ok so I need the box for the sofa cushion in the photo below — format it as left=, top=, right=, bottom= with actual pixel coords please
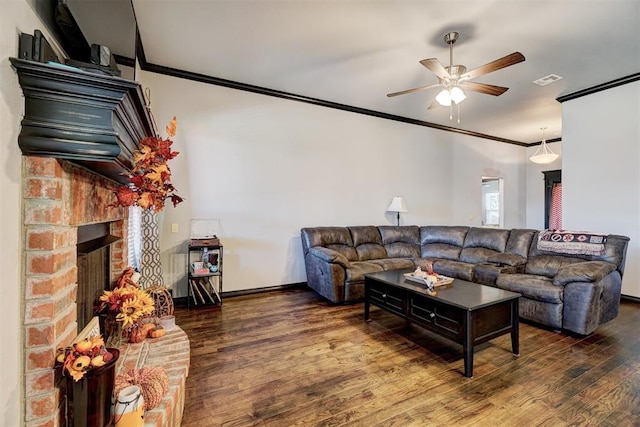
left=421, top=226, right=469, bottom=246
left=348, top=226, right=388, bottom=261
left=496, top=274, right=562, bottom=303
left=463, top=227, right=509, bottom=251
left=349, top=225, right=383, bottom=246
left=301, top=227, right=358, bottom=261
left=487, top=253, right=527, bottom=267
left=552, top=261, right=617, bottom=286
left=420, top=226, right=468, bottom=260
left=378, top=226, right=421, bottom=258
left=345, top=261, right=384, bottom=283
left=432, top=260, right=474, bottom=281
left=460, top=247, right=501, bottom=264
left=421, top=243, right=462, bottom=261
left=525, top=255, right=583, bottom=278
left=325, top=244, right=358, bottom=262
left=369, top=258, right=415, bottom=270
left=349, top=226, right=387, bottom=261
left=506, top=229, right=537, bottom=258
left=473, top=263, right=521, bottom=287
left=301, top=226, right=352, bottom=250
left=308, top=247, right=351, bottom=268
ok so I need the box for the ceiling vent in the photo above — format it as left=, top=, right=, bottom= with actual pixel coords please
left=533, top=74, right=564, bottom=86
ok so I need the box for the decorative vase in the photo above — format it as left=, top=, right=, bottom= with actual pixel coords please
left=102, top=314, right=124, bottom=348
left=112, top=385, right=145, bottom=427
left=67, top=348, right=120, bottom=427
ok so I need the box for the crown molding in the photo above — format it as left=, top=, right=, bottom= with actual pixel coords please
left=557, top=72, right=640, bottom=103
left=138, top=60, right=529, bottom=147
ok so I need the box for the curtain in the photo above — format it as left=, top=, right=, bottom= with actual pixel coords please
left=127, top=206, right=142, bottom=272
left=549, top=183, right=562, bottom=230
left=138, top=209, right=164, bottom=288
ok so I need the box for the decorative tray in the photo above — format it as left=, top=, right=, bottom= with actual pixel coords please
left=403, top=273, right=454, bottom=287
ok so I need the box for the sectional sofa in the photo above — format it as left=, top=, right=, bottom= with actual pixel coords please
left=300, top=225, right=629, bottom=335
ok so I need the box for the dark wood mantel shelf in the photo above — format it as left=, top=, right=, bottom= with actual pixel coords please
left=9, top=57, right=155, bottom=183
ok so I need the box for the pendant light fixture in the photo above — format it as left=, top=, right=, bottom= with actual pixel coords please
left=529, top=127, right=559, bottom=164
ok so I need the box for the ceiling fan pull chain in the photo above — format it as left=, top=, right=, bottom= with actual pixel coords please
left=457, top=102, right=461, bottom=124
left=449, top=104, right=453, bottom=121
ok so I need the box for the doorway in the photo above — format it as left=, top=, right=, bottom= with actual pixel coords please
left=543, top=170, right=562, bottom=229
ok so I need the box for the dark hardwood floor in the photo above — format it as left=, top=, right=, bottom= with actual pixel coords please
left=174, top=287, right=640, bottom=426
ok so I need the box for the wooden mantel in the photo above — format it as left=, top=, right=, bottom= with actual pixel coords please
left=9, top=57, right=155, bottom=183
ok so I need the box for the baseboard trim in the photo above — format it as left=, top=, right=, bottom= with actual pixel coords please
left=173, top=282, right=308, bottom=307
left=621, top=294, right=640, bottom=304
left=222, top=282, right=307, bottom=298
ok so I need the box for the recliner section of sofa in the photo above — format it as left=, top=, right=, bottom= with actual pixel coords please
left=300, top=225, right=630, bottom=335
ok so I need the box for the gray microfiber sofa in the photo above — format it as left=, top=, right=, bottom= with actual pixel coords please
left=300, top=225, right=630, bottom=335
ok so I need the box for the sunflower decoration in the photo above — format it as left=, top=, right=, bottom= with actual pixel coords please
left=96, top=268, right=156, bottom=342
left=112, top=117, right=184, bottom=212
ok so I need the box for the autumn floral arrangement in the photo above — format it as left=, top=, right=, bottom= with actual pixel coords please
left=96, top=267, right=157, bottom=344
left=112, top=117, right=184, bottom=212
left=55, top=335, right=116, bottom=382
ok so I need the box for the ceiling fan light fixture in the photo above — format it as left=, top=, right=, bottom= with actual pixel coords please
left=529, top=127, right=560, bottom=164
left=450, top=86, right=466, bottom=104
left=436, top=86, right=466, bottom=106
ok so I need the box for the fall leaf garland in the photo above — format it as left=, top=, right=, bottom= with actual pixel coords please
left=113, top=117, right=184, bottom=212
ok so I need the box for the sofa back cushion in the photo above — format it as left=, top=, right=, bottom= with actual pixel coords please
left=378, top=226, right=421, bottom=258
left=459, top=227, right=509, bottom=264
left=506, top=229, right=537, bottom=258
left=348, top=226, right=387, bottom=261
left=420, top=226, right=469, bottom=260
left=300, top=227, right=358, bottom=261
left=525, top=255, right=584, bottom=278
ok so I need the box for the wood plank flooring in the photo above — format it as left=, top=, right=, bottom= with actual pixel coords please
left=174, top=287, right=640, bottom=426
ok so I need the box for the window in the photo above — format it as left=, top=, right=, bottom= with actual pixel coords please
left=482, top=177, right=504, bottom=228
left=127, top=206, right=142, bottom=271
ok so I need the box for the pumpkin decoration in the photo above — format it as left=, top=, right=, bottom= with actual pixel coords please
left=148, top=325, right=166, bottom=339
left=128, top=323, right=155, bottom=343
left=114, top=366, right=169, bottom=410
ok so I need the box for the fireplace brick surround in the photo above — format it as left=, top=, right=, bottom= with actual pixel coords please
left=23, top=156, right=190, bottom=427
left=13, top=58, right=188, bottom=426
left=23, top=156, right=128, bottom=425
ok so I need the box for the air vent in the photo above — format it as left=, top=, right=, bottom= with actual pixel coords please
left=533, top=74, right=564, bottom=86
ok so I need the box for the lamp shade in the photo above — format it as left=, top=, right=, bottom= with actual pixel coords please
left=387, top=196, right=407, bottom=213
left=529, top=152, right=560, bottom=164
left=529, top=127, right=560, bottom=164
left=436, top=86, right=466, bottom=106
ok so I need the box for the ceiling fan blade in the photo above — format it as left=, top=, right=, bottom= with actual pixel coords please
left=387, top=83, right=440, bottom=98
left=427, top=99, right=441, bottom=110
left=461, top=52, right=525, bottom=81
left=459, top=81, right=509, bottom=96
left=419, top=58, right=451, bottom=80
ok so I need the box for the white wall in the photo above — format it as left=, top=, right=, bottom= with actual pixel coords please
left=1, top=1, right=62, bottom=424
left=525, top=141, right=562, bottom=230
left=139, top=71, right=528, bottom=296
left=561, top=81, right=640, bottom=298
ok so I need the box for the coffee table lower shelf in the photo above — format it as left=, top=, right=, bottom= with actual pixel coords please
left=364, top=269, right=520, bottom=378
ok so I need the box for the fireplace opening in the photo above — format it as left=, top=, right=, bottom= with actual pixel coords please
left=76, top=223, right=121, bottom=331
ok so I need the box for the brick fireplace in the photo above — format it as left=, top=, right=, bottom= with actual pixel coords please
left=23, top=156, right=129, bottom=425
left=10, top=57, right=156, bottom=426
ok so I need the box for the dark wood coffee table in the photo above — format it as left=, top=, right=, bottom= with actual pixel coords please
left=364, top=268, right=520, bottom=378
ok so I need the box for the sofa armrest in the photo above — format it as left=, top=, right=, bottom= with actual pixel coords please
left=486, top=253, right=527, bottom=267
left=553, top=261, right=617, bottom=286
left=308, top=247, right=351, bottom=268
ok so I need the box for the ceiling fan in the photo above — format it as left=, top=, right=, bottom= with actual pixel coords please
left=387, top=32, right=525, bottom=118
